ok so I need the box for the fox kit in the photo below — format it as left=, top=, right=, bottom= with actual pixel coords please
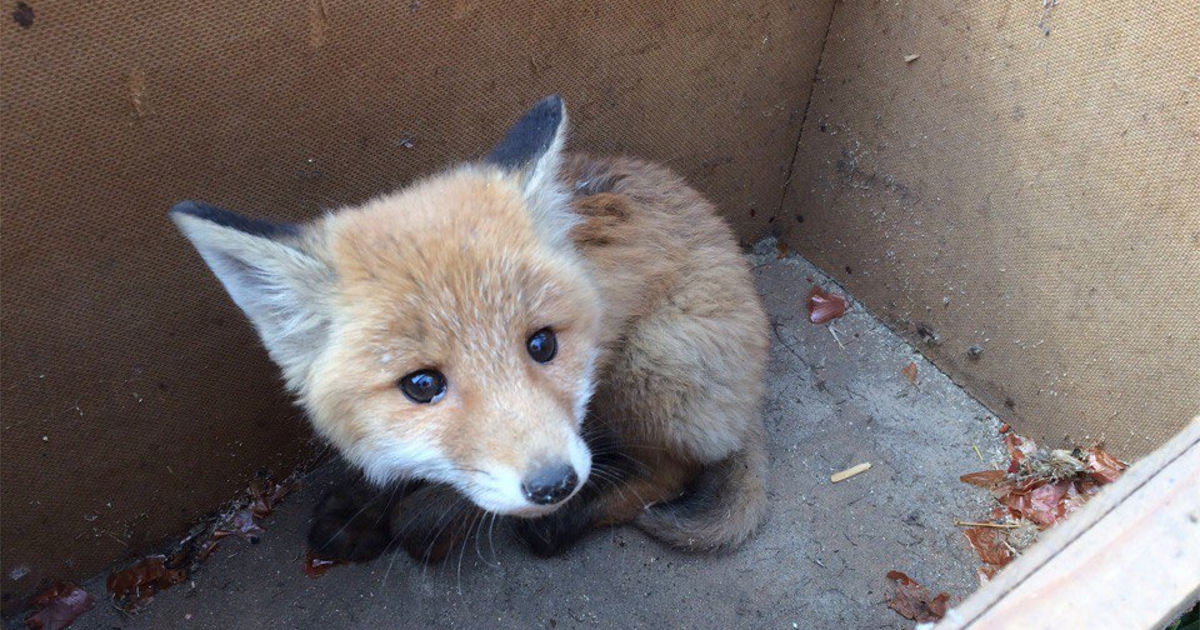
left=171, top=96, right=770, bottom=562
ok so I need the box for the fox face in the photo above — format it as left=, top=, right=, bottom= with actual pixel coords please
left=172, top=97, right=600, bottom=516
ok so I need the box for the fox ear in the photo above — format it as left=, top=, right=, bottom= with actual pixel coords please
left=485, top=95, right=575, bottom=243
left=169, top=201, right=332, bottom=386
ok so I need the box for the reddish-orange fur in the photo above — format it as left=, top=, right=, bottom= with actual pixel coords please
left=172, top=99, right=770, bottom=560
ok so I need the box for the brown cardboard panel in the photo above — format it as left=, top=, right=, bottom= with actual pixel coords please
left=0, top=0, right=835, bottom=602
left=782, top=0, right=1199, bottom=459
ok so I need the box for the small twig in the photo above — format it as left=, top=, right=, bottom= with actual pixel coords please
left=828, top=326, right=846, bottom=349
left=954, top=520, right=1019, bottom=530
left=103, top=531, right=130, bottom=547
left=973, top=444, right=984, bottom=461
left=831, top=462, right=871, bottom=483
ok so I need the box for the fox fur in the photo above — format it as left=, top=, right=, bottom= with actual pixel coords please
left=171, top=96, right=770, bottom=561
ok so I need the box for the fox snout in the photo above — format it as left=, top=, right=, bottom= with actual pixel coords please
left=522, top=464, right=579, bottom=506
left=463, top=422, right=593, bottom=517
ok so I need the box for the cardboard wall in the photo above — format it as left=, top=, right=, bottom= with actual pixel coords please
left=0, top=0, right=835, bottom=602
left=781, top=0, right=1199, bottom=458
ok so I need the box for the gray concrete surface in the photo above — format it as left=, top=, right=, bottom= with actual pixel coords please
left=66, top=248, right=1008, bottom=629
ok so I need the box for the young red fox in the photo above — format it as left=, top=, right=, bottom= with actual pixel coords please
left=171, top=96, right=770, bottom=562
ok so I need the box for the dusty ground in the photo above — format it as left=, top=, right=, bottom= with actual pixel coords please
left=62, top=248, right=1008, bottom=629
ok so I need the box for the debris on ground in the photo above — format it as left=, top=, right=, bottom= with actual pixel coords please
left=105, top=472, right=299, bottom=611
left=956, top=430, right=1128, bottom=580
left=902, top=362, right=919, bottom=386
left=830, top=462, right=871, bottom=483
left=24, top=582, right=94, bottom=630
left=886, top=428, right=1129, bottom=623
left=885, top=570, right=950, bottom=623
left=807, top=286, right=848, bottom=324
left=904, top=54, right=921, bottom=63
left=304, top=549, right=349, bottom=579
left=106, top=556, right=187, bottom=610
left=916, top=324, right=942, bottom=347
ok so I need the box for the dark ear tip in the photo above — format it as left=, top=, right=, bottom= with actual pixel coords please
left=535, top=94, right=566, bottom=122
left=169, top=200, right=211, bottom=218
left=168, top=200, right=300, bottom=239
left=485, top=95, right=568, bottom=169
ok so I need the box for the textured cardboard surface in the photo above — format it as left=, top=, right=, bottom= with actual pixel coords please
left=782, top=0, right=1200, bottom=460
left=0, top=0, right=834, bottom=603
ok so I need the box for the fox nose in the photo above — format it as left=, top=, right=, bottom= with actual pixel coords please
left=521, top=465, right=579, bottom=506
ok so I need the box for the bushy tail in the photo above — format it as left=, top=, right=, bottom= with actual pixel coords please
left=634, top=426, right=768, bottom=552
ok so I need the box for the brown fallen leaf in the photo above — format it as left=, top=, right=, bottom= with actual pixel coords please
left=960, top=470, right=1007, bottom=488
left=1005, top=479, right=1072, bottom=527
left=886, top=571, right=951, bottom=623
left=902, top=362, right=918, bottom=386
left=248, top=479, right=292, bottom=519
left=775, top=240, right=792, bottom=259
left=963, top=527, right=1014, bottom=567
left=807, top=286, right=848, bottom=324
left=305, top=549, right=348, bottom=579
left=1003, top=433, right=1035, bottom=472
left=1085, top=447, right=1126, bottom=485
left=25, top=582, right=93, bottom=630
left=106, top=555, right=187, bottom=609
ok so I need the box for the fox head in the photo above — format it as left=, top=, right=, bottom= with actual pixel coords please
left=171, top=96, right=600, bottom=516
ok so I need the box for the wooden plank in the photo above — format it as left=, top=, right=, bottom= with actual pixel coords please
left=931, top=417, right=1200, bottom=630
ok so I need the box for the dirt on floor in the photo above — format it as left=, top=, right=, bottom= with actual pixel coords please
left=42, top=246, right=1009, bottom=630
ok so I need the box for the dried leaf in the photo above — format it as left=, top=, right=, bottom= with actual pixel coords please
left=248, top=480, right=291, bottom=519
left=961, top=470, right=998, bottom=487
left=214, top=509, right=265, bottom=542
left=902, top=362, right=918, bottom=386
left=775, top=240, right=792, bottom=259
left=106, top=556, right=187, bottom=608
left=807, top=286, right=848, bottom=324
left=928, top=592, right=951, bottom=619
left=1085, top=447, right=1126, bottom=485
left=1003, top=433, right=1037, bottom=472
left=1005, top=479, right=1073, bottom=527
left=990, top=479, right=1020, bottom=504
left=305, top=549, right=347, bottom=579
left=25, top=582, right=93, bottom=630
left=960, top=470, right=1007, bottom=488
left=963, top=527, right=1014, bottom=566
left=885, top=571, right=951, bottom=623
left=978, top=565, right=1000, bottom=582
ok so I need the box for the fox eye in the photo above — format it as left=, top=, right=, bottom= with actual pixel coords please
left=398, top=369, right=447, bottom=404
left=526, top=328, right=558, bottom=363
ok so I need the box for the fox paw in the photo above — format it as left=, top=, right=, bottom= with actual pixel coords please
left=389, top=484, right=479, bottom=564
left=512, top=507, right=594, bottom=558
left=308, top=483, right=394, bottom=562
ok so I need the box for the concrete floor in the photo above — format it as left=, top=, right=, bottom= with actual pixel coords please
left=70, top=247, right=1008, bottom=630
